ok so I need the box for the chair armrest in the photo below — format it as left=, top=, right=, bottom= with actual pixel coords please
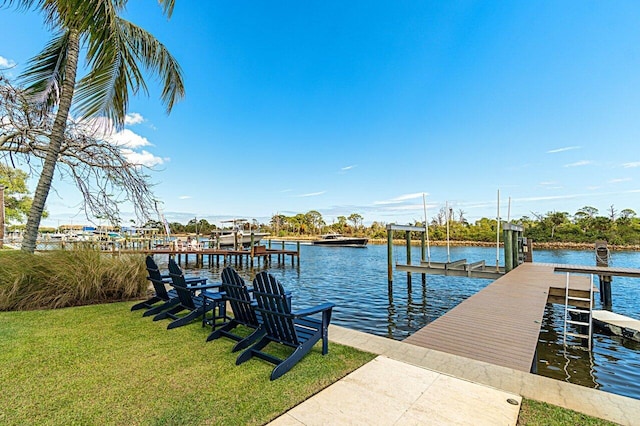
left=160, top=274, right=171, bottom=279
left=201, top=290, right=225, bottom=300
left=188, top=282, right=222, bottom=291
left=293, top=302, right=335, bottom=317
left=185, top=276, right=206, bottom=283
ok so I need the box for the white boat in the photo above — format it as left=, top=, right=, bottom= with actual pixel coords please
left=215, top=231, right=270, bottom=247
left=211, top=219, right=269, bottom=248
left=312, top=233, right=368, bottom=248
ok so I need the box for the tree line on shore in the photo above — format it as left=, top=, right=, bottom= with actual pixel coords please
left=3, top=166, right=637, bottom=246
left=153, top=206, right=639, bottom=246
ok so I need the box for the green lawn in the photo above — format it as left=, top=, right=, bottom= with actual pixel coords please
left=0, top=302, right=374, bottom=425
left=518, top=399, right=618, bottom=426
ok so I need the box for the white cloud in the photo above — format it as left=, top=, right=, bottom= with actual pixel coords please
left=608, top=178, right=632, bottom=184
left=120, top=149, right=165, bottom=167
left=374, top=192, right=427, bottom=206
left=515, top=194, right=579, bottom=202
left=373, top=200, right=402, bottom=205
left=297, top=191, right=326, bottom=197
left=393, top=193, right=425, bottom=201
left=179, top=195, right=192, bottom=200
left=0, top=55, right=16, bottom=68
left=73, top=116, right=165, bottom=167
left=341, top=165, right=357, bottom=171
left=547, top=146, right=581, bottom=154
left=564, top=160, right=592, bottom=167
left=383, top=204, right=425, bottom=212
left=623, top=162, right=640, bottom=168
left=538, top=181, right=557, bottom=186
left=124, top=112, right=145, bottom=126
left=108, top=128, right=152, bottom=148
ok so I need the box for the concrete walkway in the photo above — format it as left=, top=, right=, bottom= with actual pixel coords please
left=270, top=325, right=640, bottom=425
left=270, top=355, right=521, bottom=425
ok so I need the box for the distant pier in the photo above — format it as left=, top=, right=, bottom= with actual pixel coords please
left=127, top=245, right=300, bottom=268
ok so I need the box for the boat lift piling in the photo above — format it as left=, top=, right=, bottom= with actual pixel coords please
left=387, top=222, right=528, bottom=284
left=502, top=223, right=525, bottom=273
left=596, top=240, right=612, bottom=308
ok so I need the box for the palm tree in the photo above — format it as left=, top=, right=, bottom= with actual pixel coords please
left=4, top=0, right=185, bottom=253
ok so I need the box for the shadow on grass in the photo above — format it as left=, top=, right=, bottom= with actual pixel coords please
left=0, top=302, right=375, bottom=425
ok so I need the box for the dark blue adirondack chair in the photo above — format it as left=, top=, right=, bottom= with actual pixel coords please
left=131, top=255, right=178, bottom=315
left=153, top=258, right=224, bottom=329
left=206, top=267, right=265, bottom=351
left=236, top=271, right=335, bottom=380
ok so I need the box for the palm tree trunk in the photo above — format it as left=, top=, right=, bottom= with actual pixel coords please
left=21, top=29, right=79, bottom=253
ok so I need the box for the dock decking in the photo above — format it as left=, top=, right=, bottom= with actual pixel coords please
left=403, top=262, right=593, bottom=373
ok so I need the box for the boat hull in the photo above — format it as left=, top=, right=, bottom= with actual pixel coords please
left=216, top=233, right=269, bottom=248
left=312, top=237, right=368, bottom=248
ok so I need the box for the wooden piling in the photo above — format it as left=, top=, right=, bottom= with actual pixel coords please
left=250, top=233, right=255, bottom=267
left=387, top=225, right=393, bottom=284
left=420, top=230, right=426, bottom=281
left=596, top=240, right=612, bottom=307
left=503, top=229, right=512, bottom=272
left=502, top=223, right=524, bottom=272
left=405, top=230, right=412, bottom=279
left=511, top=229, right=519, bottom=268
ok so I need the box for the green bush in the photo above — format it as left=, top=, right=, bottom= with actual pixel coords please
left=0, top=248, right=147, bottom=311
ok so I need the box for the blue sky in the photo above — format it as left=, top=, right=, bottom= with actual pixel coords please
left=1, top=1, right=640, bottom=227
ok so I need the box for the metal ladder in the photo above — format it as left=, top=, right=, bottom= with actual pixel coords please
left=563, top=273, right=594, bottom=350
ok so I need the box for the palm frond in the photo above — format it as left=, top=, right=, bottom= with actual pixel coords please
left=117, top=19, right=185, bottom=113
left=18, top=30, right=70, bottom=109
left=74, top=16, right=184, bottom=128
left=158, top=0, right=175, bottom=18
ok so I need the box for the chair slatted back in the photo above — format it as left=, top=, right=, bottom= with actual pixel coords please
left=221, top=267, right=258, bottom=327
left=252, top=272, right=299, bottom=347
left=168, top=259, right=197, bottom=310
left=145, top=256, right=169, bottom=299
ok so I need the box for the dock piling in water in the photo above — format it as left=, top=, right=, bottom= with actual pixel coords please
left=596, top=240, right=612, bottom=308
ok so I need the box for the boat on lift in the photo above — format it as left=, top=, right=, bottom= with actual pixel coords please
left=212, top=219, right=269, bottom=248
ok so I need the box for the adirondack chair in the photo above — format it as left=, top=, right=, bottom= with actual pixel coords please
left=132, top=256, right=210, bottom=317
left=153, top=258, right=225, bottom=329
left=236, top=272, right=335, bottom=380
left=131, top=256, right=179, bottom=316
left=205, top=267, right=265, bottom=351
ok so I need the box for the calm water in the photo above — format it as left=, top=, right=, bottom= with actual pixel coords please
left=166, top=243, right=640, bottom=400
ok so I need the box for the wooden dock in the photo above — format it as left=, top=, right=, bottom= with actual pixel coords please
left=403, top=262, right=593, bottom=373
left=120, top=246, right=300, bottom=268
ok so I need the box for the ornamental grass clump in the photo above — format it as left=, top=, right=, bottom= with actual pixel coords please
left=0, top=248, right=147, bottom=311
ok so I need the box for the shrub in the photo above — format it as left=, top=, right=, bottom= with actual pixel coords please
left=0, top=248, right=147, bottom=311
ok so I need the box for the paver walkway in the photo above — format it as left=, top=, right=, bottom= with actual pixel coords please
left=269, top=356, right=521, bottom=425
